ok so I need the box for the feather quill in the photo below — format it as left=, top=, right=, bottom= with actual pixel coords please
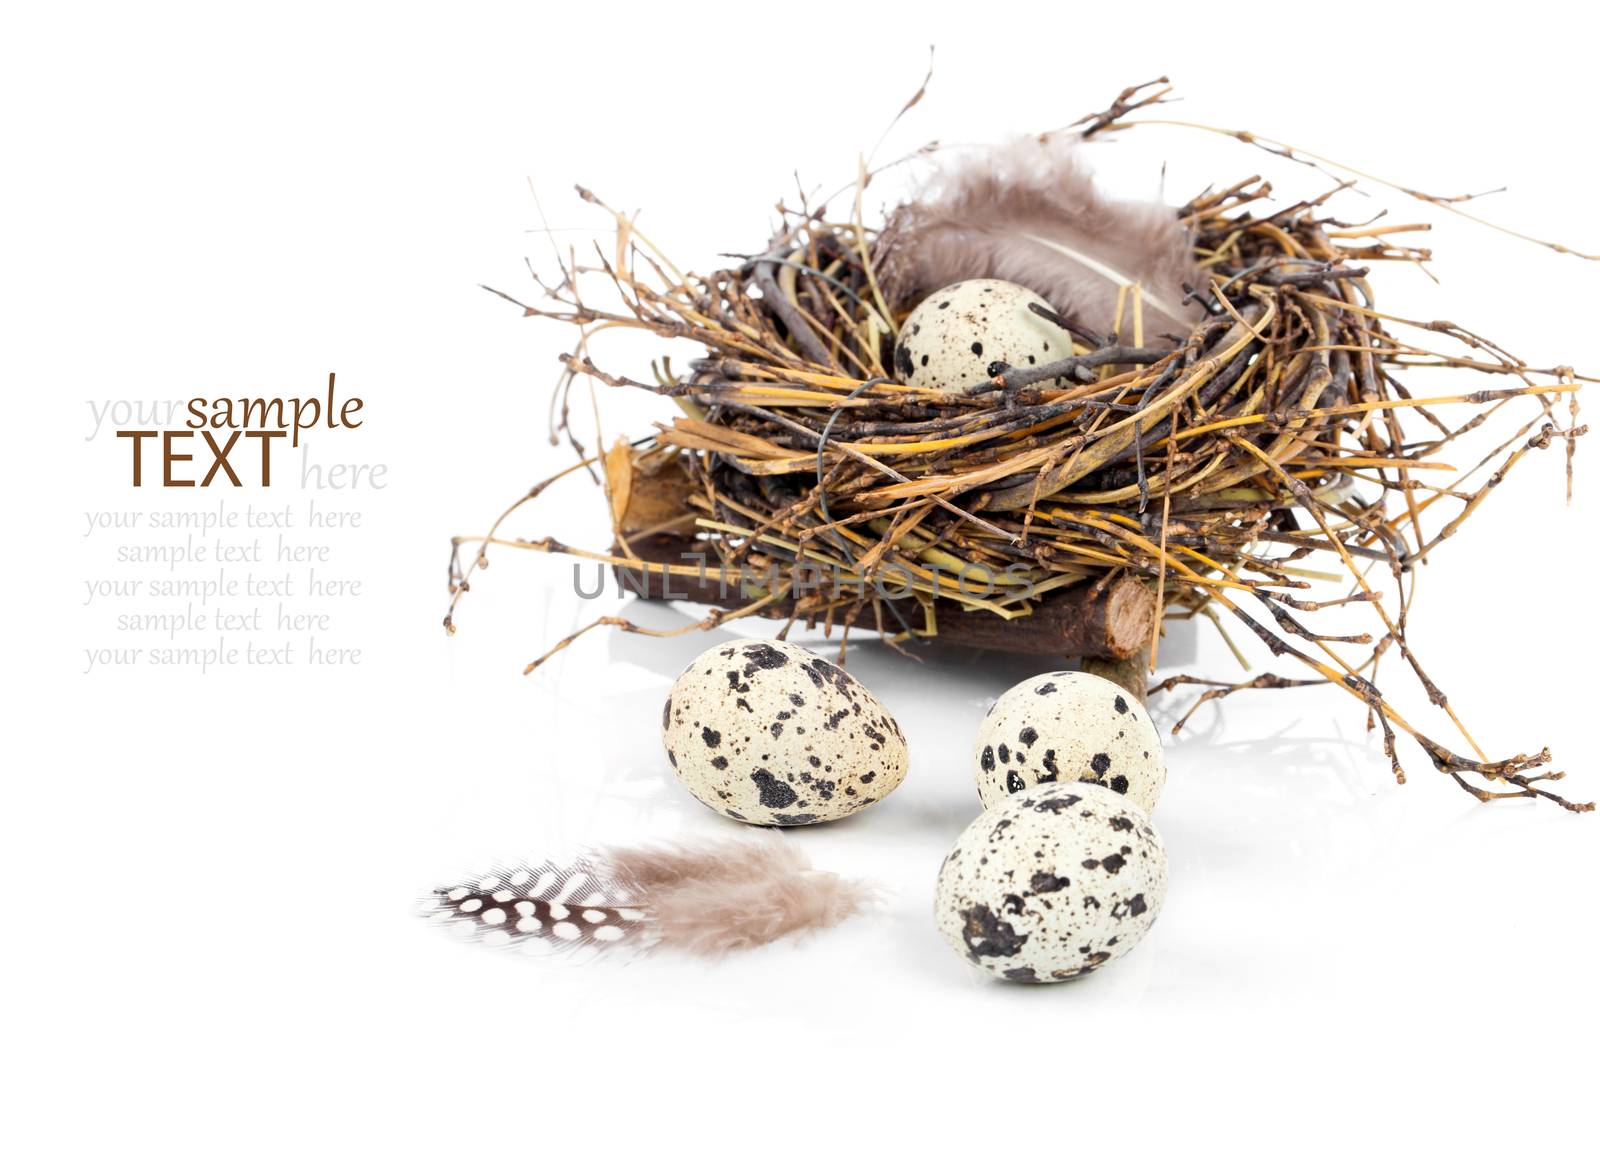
left=424, top=835, right=871, bottom=959
left=884, top=136, right=1203, bottom=341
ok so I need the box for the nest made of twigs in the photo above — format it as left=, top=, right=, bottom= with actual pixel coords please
left=451, top=79, right=1590, bottom=811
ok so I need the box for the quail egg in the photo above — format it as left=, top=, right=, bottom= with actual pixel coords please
left=974, top=670, right=1165, bottom=813
left=935, top=781, right=1167, bottom=982
left=892, top=278, right=1070, bottom=392
left=662, top=638, right=908, bottom=825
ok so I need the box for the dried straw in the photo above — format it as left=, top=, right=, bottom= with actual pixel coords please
left=450, top=79, right=1590, bottom=811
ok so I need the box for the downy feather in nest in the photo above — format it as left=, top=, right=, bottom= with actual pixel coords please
left=884, top=135, right=1203, bottom=343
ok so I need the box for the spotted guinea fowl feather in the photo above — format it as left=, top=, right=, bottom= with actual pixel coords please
left=424, top=860, right=649, bottom=949
left=424, top=836, right=871, bottom=959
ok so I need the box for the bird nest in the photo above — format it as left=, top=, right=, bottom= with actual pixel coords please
left=449, top=79, right=1590, bottom=811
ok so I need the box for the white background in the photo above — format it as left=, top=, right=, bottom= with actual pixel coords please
left=5, top=3, right=1597, bottom=1148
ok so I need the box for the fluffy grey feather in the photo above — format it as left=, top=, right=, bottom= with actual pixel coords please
left=884, top=136, right=1203, bottom=342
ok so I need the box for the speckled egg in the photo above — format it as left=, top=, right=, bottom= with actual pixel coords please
left=892, top=278, right=1070, bottom=392
left=935, top=781, right=1167, bottom=982
left=661, top=638, right=908, bottom=825
left=974, top=670, right=1165, bottom=813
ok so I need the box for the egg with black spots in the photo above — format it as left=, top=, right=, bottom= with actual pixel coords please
left=662, top=638, right=908, bottom=825
left=892, top=279, right=1068, bottom=393
left=935, top=781, right=1167, bottom=982
left=974, top=670, right=1165, bottom=812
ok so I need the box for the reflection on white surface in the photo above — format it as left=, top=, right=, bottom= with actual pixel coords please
left=424, top=584, right=1598, bottom=1025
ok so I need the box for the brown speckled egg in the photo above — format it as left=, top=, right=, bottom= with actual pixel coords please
left=892, top=278, right=1068, bottom=392
left=661, top=638, right=908, bottom=825
left=935, top=781, right=1167, bottom=983
left=973, top=670, right=1165, bottom=813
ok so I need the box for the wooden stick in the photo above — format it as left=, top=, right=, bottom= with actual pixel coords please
left=617, top=534, right=1155, bottom=660
left=1082, top=647, right=1151, bottom=705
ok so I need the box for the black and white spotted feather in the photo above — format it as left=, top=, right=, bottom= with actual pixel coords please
left=424, top=859, right=649, bottom=950
left=423, top=837, right=871, bottom=958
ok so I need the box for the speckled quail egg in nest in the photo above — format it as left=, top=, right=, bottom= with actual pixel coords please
left=935, top=781, right=1168, bottom=983
left=974, top=670, right=1165, bottom=813
left=891, top=278, right=1071, bottom=392
left=662, top=638, right=908, bottom=825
